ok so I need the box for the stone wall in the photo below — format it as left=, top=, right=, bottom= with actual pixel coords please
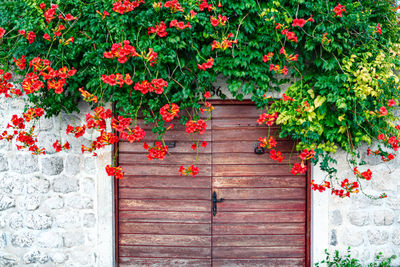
left=0, top=96, right=113, bottom=267
left=313, top=148, right=400, bottom=265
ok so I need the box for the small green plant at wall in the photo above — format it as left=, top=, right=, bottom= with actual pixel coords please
left=0, top=0, right=399, bottom=199
left=315, top=247, right=397, bottom=267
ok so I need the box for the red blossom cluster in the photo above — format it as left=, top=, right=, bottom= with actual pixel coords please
left=96, top=10, right=110, bottom=20
left=211, top=33, right=237, bottom=50
left=42, top=3, right=58, bottom=23
left=1, top=108, right=46, bottom=155
left=23, top=107, right=44, bottom=122
left=262, top=52, right=274, bottom=62
left=258, top=136, right=277, bottom=149
left=257, top=112, right=278, bottom=126
left=191, top=141, right=207, bottom=150
left=106, top=165, right=124, bottom=179
left=112, top=0, right=144, bottom=14
left=159, top=103, right=180, bottom=122
left=0, top=27, right=5, bottom=38
left=179, top=165, right=199, bottom=177
left=291, top=15, right=314, bottom=27
left=280, top=47, right=299, bottom=62
left=299, top=149, right=316, bottom=160
left=311, top=180, right=331, bottom=192
left=185, top=120, right=207, bottom=134
left=270, top=149, right=284, bottom=162
left=0, top=70, right=18, bottom=98
left=333, top=4, right=346, bottom=17
left=198, top=0, right=213, bottom=11
left=144, top=141, right=168, bottom=160
left=169, top=20, right=191, bottom=30
left=210, top=15, right=227, bottom=27
left=112, top=116, right=146, bottom=143
left=376, top=23, right=382, bottom=35
left=281, top=29, right=298, bottom=43
left=291, top=149, right=315, bottom=175
left=148, top=21, right=168, bottom=37
left=79, top=88, right=98, bottom=103
left=282, top=93, right=293, bottom=101
left=52, top=140, right=70, bottom=152
left=134, top=78, right=168, bottom=94
left=354, top=167, right=372, bottom=181
left=197, top=58, right=214, bottom=71
left=140, top=48, right=158, bottom=66
left=291, top=162, right=307, bottom=175
left=164, top=0, right=184, bottom=12
left=18, top=30, right=36, bottom=44
left=332, top=179, right=359, bottom=198
left=101, top=73, right=133, bottom=87
left=13, top=55, right=26, bottom=70
left=22, top=57, right=76, bottom=94
left=200, top=100, right=214, bottom=114
left=269, top=64, right=289, bottom=75
left=103, top=40, right=138, bottom=64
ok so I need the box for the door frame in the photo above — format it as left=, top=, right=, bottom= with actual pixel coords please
left=113, top=100, right=312, bottom=266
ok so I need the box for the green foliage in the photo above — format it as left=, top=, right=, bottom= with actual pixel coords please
left=0, top=0, right=399, bottom=196
left=315, top=247, right=397, bottom=267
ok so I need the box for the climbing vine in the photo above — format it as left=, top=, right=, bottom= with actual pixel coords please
left=0, top=0, right=399, bottom=199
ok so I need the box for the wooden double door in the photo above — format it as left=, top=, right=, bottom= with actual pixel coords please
left=116, top=102, right=310, bottom=266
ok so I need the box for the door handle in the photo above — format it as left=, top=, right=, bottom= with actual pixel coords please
left=212, top=191, right=224, bottom=216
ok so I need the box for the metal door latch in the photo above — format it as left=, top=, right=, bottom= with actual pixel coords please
left=253, top=142, right=265, bottom=154
left=212, top=191, right=224, bottom=216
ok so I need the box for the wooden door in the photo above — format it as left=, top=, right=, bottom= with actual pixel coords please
left=116, top=102, right=309, bottom=266
left=117, top=119, right=213, bottom=266
left=211, top=104, right=307, bottom=266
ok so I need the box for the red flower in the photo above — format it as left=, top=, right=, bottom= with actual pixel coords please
left=270, top=149, right=284, bottom=163
left=105, top=165, right=124, bottom=179
left=257, top=112, right=278, bottom=126
left=164, top=0, right=184, bottom=12
left=201, top=141, right=207, bottom=148
left=204, top=91, right=211, bottom=99
left=198, top=58, right=214, bottom=71
left=210, top=14, right=227, bottom=27
left=258, top=136, right=277, bottom=149
left=113, top=0, right=144, bottom=14
left=159, top=103, right=180, bottom=122
left=199, top=0, right=213, bottom=11
left=191, top=143, right=197, bottom=150
left=299, top=149, right=316, bottom=160
left=282, top=93, right=293, bottom=101
left=379, top=106, right=388, bottom=116
left=103, top=40, right=138, bottom=64
left=43, top=33, right=51, bottom=41
left=169, top=20, right=191, bottom=30
left=361, top=169, right=372, bottom=180
left=148, top=21, right=167, bottom=37
left=13, top=56, right=26, bottom=70
left=333, top=4, right=346, bottom=17
left=291, top=162, right=307, bottom=175
left=211, top=33, right=237, bottom=50
left=119, top=125, right=146, bottom=143
left=376, top=23, right=382, bottom=35
left=144, top=141, right=168, bottom=161
left=292, top=19, right=306, bottom=27
left=281, top=29, right=298, bottom=42
left=185, top=120, right=207, bottom=134
left=179, top=165, right=199, bottom=177
left=262, top=52, right=274, bottom=62
left=388, top=99, right=396, bottom=107
left=0, top=27, right=5, bottom=38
